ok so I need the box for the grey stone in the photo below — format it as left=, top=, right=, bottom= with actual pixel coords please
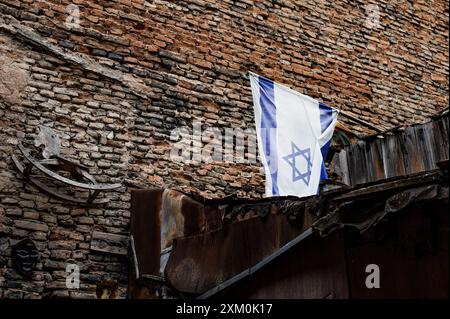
left=92, top=49, right=107, bottom=57
left=90, top=231, right=129, bottom=256
left=53, top=87, right=79, bottom=97
left=22, top=211, right=39, bottom=220
left=14, top=220, right=49, bottom=232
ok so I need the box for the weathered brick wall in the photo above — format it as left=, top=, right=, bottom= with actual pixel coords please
left=0, top=0, right=448, bottom=299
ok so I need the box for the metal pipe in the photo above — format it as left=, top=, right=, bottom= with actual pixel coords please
left=130, top=235, right=140, bottom=280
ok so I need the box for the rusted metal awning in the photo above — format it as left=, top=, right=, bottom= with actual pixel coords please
left=129, top=166, right=448, bottom=297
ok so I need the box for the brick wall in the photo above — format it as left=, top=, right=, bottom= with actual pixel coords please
left=0, top=0, right=448, bottom=298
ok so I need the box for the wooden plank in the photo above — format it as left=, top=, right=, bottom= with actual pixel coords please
left=338, top=150, right=350, bottom=185
left=394, top=132, right=407, bottom=176
left=423, top=122, right=438, bottom=170
left=381, top=134, right=406, bottom=178
left=415, top=125, right=436, bottom=171
left=332, top=115, right=448, bottom=186
left=431, top=117, right=449, bottom=164
left=347, top=141, right=369, bottom=186
left=367, top=139, right=386, bottom=182
left=403, top=126, right=425, bottom=174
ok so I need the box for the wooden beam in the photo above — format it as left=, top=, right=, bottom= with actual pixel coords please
left=339, top=110, right=384, bottom=133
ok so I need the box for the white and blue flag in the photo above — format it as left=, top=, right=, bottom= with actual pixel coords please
left=249, top=72, right=339, bottom=198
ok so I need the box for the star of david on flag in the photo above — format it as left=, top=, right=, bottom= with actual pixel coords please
left=283, top=143, right=312, bottom=186
left=249, top=72, right=339, bottom=198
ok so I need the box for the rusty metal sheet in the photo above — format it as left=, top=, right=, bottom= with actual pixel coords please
left=162, top=167, right=447, bottom=294
left=347, top=204, right=449, bottom=298
left=161, top=190, right=191, bottom=250
left=131, top=188, right=213, bottom=277
left=165, top=213, right=312, bottom=294
left=218, top=201, right=449, bottom=299
left=160, top=189, right=209, bottom=250
left=313, top=184, right=448, bottom=237
left=131, top=189, right=163, bottom=276
left=217, top=230, right=349, bottom=299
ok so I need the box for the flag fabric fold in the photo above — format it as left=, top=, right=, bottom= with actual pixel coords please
left=249, top=72, right=339, bottom=198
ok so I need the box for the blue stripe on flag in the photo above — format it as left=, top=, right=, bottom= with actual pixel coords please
left=318, top=102, right=334, bottom=181
left=319, top=139, right=332, bottom=181
left=319, top=102, right=333, bottom=133
left=259, top=76, right=279, bottom=196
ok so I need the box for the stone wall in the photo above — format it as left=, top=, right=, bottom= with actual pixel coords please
left=0, top=0, right=448, bottom=299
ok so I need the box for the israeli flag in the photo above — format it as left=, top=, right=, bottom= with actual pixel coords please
left=249, top=72, right=339, bottom=198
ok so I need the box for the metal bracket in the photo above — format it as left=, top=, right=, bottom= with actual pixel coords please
left=12, top=133, right=122, bottom=205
